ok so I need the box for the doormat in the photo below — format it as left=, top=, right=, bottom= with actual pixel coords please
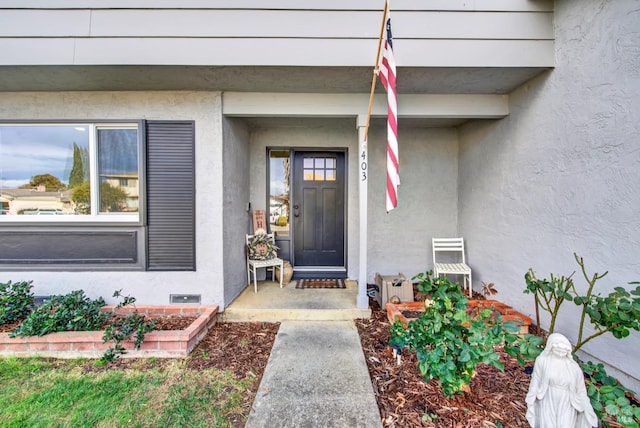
left=295, top=279, right=346, bottom=289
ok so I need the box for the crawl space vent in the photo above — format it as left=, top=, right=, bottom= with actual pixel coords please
left=170, top=294, right=201, bottom=304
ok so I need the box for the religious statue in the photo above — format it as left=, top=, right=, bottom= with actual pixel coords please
left=525, top=333, right=598, bottom=428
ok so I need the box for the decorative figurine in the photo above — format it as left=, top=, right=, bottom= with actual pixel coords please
left=525, top=333, right=598, bottom=428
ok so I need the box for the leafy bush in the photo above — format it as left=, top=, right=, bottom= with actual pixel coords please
left=389, top=271, right=528, bottom=397
left=525, top=254, right=640, bottom=354
left=100, top=290, right=155, bottom=363
left=10, top=290, right=111, bottom=337
left=0, top=280, right=34, bottom=324
left=524, top=253, right=640, bottom=427
left=581, top=361, right=640, bottom=428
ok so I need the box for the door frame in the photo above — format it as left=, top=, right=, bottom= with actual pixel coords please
left=273, top=147, right=348, bottom=278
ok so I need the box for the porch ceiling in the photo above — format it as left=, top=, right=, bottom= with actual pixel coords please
left=0, top=65, right=549, bottom=95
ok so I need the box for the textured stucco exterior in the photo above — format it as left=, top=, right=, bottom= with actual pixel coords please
left=0, top=91, right=227, bottom=307
left=458, top=0, right=640, bottom=391
left=222, top=117, right=251, bottom=305
left=368, top=125, right=459, bottom=280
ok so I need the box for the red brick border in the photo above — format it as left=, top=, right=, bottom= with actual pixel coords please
left=386, top=299, right=531, bottom=338
left=0, top=305, right=218, bottom=358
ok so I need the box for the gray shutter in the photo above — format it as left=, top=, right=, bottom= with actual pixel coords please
left=145, top=121, right=195, bottom=270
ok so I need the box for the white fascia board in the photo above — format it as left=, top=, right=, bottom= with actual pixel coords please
left=222, top=93, right=508, bottom=119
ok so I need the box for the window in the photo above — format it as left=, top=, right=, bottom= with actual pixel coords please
left=269, top=150, right=290, bottom=236
left=303, top=156, right=336, bottom=181
left=0, top=123, right=140, bottom=221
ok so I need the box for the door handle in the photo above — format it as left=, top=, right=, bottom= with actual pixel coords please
left=294, top=204, right=300, bottom=217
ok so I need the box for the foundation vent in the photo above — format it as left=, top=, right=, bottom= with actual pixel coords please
left=170, top=294, right=201, bottom=304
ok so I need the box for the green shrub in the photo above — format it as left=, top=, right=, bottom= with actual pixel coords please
left=581, top=361, right=640, bottom=428
left=525, top=253, right=640, bottom=353
left=100, top=290, right=156, bottom=363
left=0, top=280, right=34, bottom=324
left=524, top=254, right=640, bottom=427
left=389, top=271, right=526, bottom=397
left=10, top=290, right=110, bottom=337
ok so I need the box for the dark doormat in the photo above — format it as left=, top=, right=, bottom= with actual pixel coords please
left=295, top=279, right=346, bottom=289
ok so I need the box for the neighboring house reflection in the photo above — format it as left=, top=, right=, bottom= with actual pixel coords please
left=0, top=185, right=74, bottom=215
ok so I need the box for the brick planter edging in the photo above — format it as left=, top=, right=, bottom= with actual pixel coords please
left=0, top=305, right=218, bottom=359
left=386, top=299, right=532, bottom=338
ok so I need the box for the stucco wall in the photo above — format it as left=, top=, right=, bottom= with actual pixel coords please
left=458, top=0, right=640, bottom=391
left=243, top=118, right=460, bottom=285
left=368, top=125, right=459, bottom=282
left=0, top=91, right=226, bottom=308
left=222, top=117, right=251, bottom=305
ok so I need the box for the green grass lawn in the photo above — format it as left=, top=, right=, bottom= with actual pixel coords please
left=0, top=357, right=249, bottom=428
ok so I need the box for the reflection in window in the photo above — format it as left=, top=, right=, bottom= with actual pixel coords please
left=303, top=155, right=337, bottom=181
left=269, top=150, right=290, bottom=236
left=98, top=128, right=139, bottom=213
left=0, top=124, right=139, bottom=219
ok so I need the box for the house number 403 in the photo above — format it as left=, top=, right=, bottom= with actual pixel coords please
left=360, top=149, right=367, bottom=181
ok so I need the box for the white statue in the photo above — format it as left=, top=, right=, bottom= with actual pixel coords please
left=525, top=332, right=598, bottom=428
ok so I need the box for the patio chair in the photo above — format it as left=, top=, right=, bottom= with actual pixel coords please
left=246, top=233, right=283, bottom=293
left=432, top=237, right=472, bottom=297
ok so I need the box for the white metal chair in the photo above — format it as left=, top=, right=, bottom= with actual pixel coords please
left=246, top=233, right=283, bottom=293
left=432, top=237, right=473, bottom=297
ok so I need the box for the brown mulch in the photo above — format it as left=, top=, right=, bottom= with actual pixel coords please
left=2, top=302, right=538, bottom=427
left=184, top=321, right=280, bottom=427
left=355, top=300, right=534, bottom=427
left=0, top=318, right=24, bottom=333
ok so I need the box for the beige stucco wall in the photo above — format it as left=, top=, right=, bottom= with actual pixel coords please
left=0, top=91, right=226, bottom=307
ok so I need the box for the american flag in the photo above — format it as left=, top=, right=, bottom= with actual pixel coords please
left=378, top=13, right=399, bottom=212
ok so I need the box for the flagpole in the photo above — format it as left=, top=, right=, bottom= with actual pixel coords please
left=363, top=0, right=390, bottom=142
left=357, top=0, right=390, bottom=307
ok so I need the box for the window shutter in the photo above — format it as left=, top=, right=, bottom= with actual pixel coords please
left=145, top=121, right=195, bottom=270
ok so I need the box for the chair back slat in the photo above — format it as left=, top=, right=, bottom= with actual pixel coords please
left=432, top=237, right=466, bottom=264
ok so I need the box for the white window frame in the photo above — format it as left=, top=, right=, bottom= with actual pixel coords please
left=0, top=122, right=142, bottom=224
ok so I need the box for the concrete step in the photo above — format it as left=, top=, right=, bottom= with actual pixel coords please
left=221, top=279, right=372, bottom=322
left=221, top=307, right=371, bottom=322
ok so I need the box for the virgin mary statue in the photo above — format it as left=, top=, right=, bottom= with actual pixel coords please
left=525, top=333, right=598, bottom=428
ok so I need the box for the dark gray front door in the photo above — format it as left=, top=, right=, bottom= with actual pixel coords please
left=292, top=151, right=345, bottom=269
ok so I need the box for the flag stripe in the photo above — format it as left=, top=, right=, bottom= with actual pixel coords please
left=379, top=13, right=399, bottom=212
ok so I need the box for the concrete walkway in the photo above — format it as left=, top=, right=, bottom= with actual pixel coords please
left=245, top=320, right=383, bottom=428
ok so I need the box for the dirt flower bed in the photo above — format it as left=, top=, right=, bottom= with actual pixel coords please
left=356, top=300, right=535, bottom=427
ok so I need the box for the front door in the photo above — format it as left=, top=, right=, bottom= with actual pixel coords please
left=292, top=151, right=346, bottom=274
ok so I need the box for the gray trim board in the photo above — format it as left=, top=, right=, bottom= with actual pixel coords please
left=0, top=231, right=137, bottom=264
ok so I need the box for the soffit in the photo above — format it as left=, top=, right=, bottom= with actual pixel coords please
left=0, top=65, right=548, bottom=95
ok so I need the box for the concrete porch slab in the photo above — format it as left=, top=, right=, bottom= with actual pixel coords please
left=221, top=279, right=371, bottom=322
